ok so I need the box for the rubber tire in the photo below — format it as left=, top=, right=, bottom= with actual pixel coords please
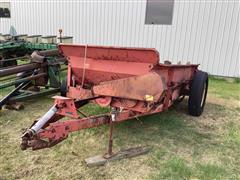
left=188, top=70, right=208, bottom=117
left=60, top=78, right=67, bottom=97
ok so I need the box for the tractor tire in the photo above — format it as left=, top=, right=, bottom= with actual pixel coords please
left=188, top=70, right=208, bottom=117
left=60, top=78, right=67, bottom=97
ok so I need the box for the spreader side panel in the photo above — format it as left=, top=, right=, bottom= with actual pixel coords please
left=93, top=72, right=166, bottom=102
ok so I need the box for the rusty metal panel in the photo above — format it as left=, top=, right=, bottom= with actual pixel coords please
left=59, top=44, right=158, bottom=85
left=93, top=72, right=166, bottom=102
left=58, top=44, right=159, bottom=64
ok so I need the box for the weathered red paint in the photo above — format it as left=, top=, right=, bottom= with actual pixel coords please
left=21, top=44, right=199, bottom=151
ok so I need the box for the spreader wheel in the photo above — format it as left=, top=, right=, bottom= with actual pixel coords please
left=188, top=70, right=208, bottom=117
left=60, top=78, right=67, bottom=97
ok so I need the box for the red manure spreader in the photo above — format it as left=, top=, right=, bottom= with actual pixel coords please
left=20, top=44, right=208, bottom=162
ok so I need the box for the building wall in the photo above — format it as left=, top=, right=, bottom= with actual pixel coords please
left=0, top=0, right=239, bottom=77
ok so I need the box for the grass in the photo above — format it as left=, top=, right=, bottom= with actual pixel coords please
left=208, top=76, right=240, bottom=100
left=0, top=77, right=239, bottom=179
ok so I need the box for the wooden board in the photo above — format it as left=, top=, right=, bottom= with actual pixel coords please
left=85, top=146, right=150, bottom=167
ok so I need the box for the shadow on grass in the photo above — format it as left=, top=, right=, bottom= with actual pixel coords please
left=106, top=100, right=237, bottom=179
left=113, top=100, right=214, bottom=149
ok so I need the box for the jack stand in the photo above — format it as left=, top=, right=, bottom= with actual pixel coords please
left=104, top=107, right=116, bottom=158
left=104, top=117, right=114, bottom=158
left=84, top=108, right=150, bottom=167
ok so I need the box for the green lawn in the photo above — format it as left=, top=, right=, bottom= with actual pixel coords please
left=0, top=77, right=239, bottom=180
left=208, top=76, right=240, bottom=100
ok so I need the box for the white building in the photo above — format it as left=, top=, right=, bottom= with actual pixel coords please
left=0, top=0, right=239, bottom=77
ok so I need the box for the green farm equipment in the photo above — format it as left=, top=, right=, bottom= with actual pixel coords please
left=0, top=33, right=70, bottom=110
left=0, top=49, right=66, bottom=110
left=0, top=36, right=57, bottom=67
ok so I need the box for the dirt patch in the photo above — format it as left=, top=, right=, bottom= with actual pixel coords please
left=207, top=95, right=240, bottom=109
